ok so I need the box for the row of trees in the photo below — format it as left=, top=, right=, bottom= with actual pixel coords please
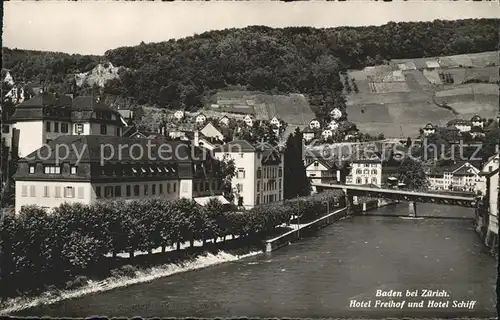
left=0, top=191, right=342, bottom=299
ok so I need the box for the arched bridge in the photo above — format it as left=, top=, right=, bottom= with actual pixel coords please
left=312, top=183, right=478, bottom=209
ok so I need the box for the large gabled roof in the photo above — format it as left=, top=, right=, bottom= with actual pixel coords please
left=20, top=135, right=207, bottom=164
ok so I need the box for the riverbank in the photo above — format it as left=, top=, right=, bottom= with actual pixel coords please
left=0, top=238, right=262, bottom=314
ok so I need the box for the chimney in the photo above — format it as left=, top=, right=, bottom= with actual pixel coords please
left=194, top=130, right=200, bottom=147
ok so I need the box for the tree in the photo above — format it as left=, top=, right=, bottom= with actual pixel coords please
left=283, top=128, right=311, bottom=199
left=351, top=78, right=359, bottom=93
left=219, top=155, right=236, bottom=203
left=397, top=158, right=429, bottom=191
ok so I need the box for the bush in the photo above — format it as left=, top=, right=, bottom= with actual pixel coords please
left=110, top=265, right=138, bottom=278
left=65, top=275, right=89, bottom=290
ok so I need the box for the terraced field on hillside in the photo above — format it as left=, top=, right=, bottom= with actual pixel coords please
left=345, top=51, right=499, bottom=138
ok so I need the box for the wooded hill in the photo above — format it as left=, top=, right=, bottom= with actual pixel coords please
left=2, top=19, right=498, bottom=115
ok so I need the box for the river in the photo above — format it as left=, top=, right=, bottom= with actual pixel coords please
left=14, top=203, right=497, bottom=318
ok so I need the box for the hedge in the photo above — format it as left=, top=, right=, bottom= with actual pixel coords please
left=0, top=190, right=342, bottom=299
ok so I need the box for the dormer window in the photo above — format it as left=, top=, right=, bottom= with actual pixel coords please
left=70, top=166, right=77, bottom=175
left=314, top=161, right=319, bottom=167
left=29, top=166, right=35, bottom=174
left=132, top=168, right=138, bottom=174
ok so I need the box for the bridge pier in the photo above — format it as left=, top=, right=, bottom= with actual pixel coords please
left=408, top=201, right=417, bottom=217
left=343, top=188, right=356, bottom=215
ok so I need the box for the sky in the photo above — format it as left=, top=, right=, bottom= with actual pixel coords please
left=3, top=1, right=500, bottom=55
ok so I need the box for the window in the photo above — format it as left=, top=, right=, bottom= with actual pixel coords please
left=205, top=182, right=209, bottom=190
left=240, top=153, right=244, bottom=158
left=194, top=183, right=199, bottom=192
left=111, top=186, right=120, bottom=197
left=104, top=186, right=113, bottom=198
left=77, top=187, right=84, bottom=199
left=54, top=122, right=59, bottom=133
left=237, top=168, right=245, bottom=179
left=356, top=178, right=362, bottom=184
left=46, top=122, right=51, bottom=132
left=100, top=125, right=107, bottom=135
left=126, top=185, right=131, bottom=197
left=21, top=186, right=28, bottom=197
left=256, top=194, right=260, bottom=205
left=144, top=185, right=149, bottom=196
left=173, top=183, right=176, bottom=192
left=64, top=186, right=74, bottom=198
left=363, top=169, right=369, bottom=174
left=75, top=123, right=83, bottom=134
left=489, top=166, right=493, bottom=172
left=43, top=186, right=49, bottom=197
left=167, top=183, right=171, bottom=193
left=257, top=168, right=262, bottom=179
left=356, top=169, right=362, bottom=174
left=212, top=181, right=216, bottom=190
left=96, top=186, right=101, bottom=198
left=116, top=127, right=122, bottom=137
left=257, top=181, right=261, bottom=191
left=314, top=161, right=319, bottom=167
left=2, top=125, right=9, bottom=133
left=134, top=185, right=140, bottom=196
left=279, top=179, right=282, bottom=189
left=55, top=186, right=61, bottom=198
left=152, top=184, right=156, bottom=195
left=61, top=123, right=68, bottom=133
left=28, top=186, right=35, bottom=197
left=237, top=183, right=243, bottom=193
left=372, top=177, right=377, bottom=185
left=29, top=166, right=35, bottom=174
left=44, top=166, right=61, bottom=174
left=278, top=167, right=282, bottom=177
left=159, top=184, right=163, bottom=194
left=371, top=169, right=377, bottom=174
left=70, top=166, right=77, bottom=175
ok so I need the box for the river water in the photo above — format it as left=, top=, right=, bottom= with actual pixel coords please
left=14, top=203, right=497, bottom=318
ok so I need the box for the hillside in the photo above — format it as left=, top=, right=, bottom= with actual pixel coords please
left=343, top=51, right=499, bottom=137
left=2, top=19, right=498, bottom=114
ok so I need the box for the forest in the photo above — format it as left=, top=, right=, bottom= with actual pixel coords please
left=2, top=18, right=498, bottom=114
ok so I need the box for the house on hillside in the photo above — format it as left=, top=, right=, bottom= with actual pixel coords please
left=196, top=113, right=207, bottom=124
left=199, top=122, right=225, bottom=141
left=328, top=120, right=339, bottom=131
left=302, top=127, right=316, bottom=142
left=422, top=123, right=436, bottom=136
left=470, top=126, right=485, bottom=139
left=330, top=108, right=343, bottom=120
left=447, top=119, right=471, bottom=133
left=173, top=110, right=185, bottom=120
left=270, top=116, right=281, bottom=128
left=471, top=115, right=485, bottom=128
left=321, top=129, right=333, bottom=140
left=244, top=115, right=254, bottom=127
left=219, top=115, right=230, bottom=126
left=3, top=70, right=14, bottom=86
left=309, top=119, right=321, bottom=130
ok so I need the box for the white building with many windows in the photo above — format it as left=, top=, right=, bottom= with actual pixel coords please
left=346, top=158, right=383, bottom=187
left=428, top=162, right=484, bottom=193
left=213, top=140, right=284, bottom=209
left=14, top=136, right=225, bottom=213
left=8, top=93, right=127, bottom=158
